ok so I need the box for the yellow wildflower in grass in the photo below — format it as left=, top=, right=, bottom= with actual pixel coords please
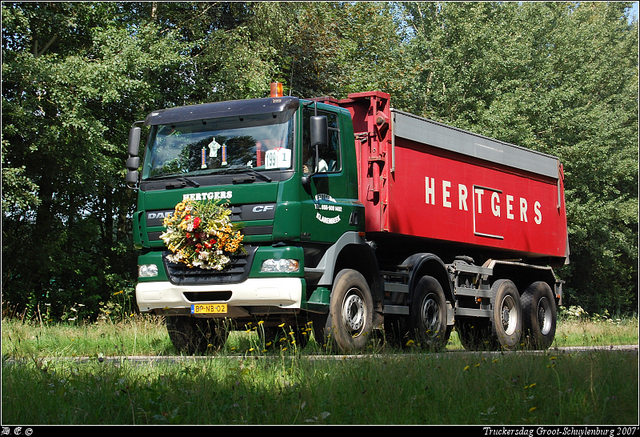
left=529, top=407, right=537, bottom=412
left=464, top=365, right=470, bottom=371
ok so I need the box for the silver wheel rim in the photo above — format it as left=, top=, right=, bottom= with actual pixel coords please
left=500, top=294, right=518, bottom=335
left=420, top=295, right=440, bottom=335
left=342, top=288, right=365, bottom=334
left=537, top=297, right=553, bottom=335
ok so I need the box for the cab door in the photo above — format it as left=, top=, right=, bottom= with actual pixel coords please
left=299, top=104, right=361, bottom=245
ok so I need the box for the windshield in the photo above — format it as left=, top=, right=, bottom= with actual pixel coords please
left=142, top=116, right=294, bottom=179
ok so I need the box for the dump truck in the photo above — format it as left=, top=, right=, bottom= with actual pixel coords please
left=126, top=83, right=569, bottom=353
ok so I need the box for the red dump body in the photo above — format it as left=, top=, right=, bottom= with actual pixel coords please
left=333, top=91, right=569, bottom=265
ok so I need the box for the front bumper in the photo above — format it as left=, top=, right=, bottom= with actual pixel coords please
left=136, top=277, right=304, bottom=317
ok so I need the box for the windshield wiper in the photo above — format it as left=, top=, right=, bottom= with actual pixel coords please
left=156, top=176, right=200, bottom=189
left=248, top=170, right=272, bottom=182
left=232, top=171, right=273, bottom=184
left=177, top=177, right=200, bottom=187
left=226, top=167, right=273, bottom=183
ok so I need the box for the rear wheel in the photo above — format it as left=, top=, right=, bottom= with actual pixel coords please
left=166, top=316, right=229, bottom=354
left=521, top=281, right=556, bottom=349
left=324, top=269, right=374, bottom=352
left=490, top=279, right=522, bottom=350
left=408, top=276, right=451, bottom=350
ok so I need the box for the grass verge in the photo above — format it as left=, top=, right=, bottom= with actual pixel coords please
left=2, top=314, right=638, bottom=425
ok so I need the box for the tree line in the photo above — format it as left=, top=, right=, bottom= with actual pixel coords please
left=2, top=2, right=637, bottom=321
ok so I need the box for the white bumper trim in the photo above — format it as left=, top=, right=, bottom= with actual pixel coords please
left=136, top=278, right=303, bottom=313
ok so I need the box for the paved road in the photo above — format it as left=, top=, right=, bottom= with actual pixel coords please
left=6, top=344, right=635, bottom=366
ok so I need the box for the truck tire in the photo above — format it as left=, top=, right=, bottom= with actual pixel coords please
left=408, top=276, right=451, bottom=350
left=325, top=269, right=374, bottom=352
left=166, top=316, right=228, bottom=354
left=521, top=281, right=556, bottom=350
left=490, top=279, right=522, bottom=350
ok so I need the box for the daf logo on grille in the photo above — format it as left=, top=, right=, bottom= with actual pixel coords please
left=147, top=211, right=172, bottom=220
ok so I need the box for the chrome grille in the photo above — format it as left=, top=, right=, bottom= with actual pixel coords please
left=163, top=245, right=258, bottom=286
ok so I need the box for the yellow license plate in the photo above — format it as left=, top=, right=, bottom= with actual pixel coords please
left=191, top=303, right=227, bottom=314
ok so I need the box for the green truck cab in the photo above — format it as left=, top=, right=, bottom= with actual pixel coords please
left=126, top=91, right=379, bottom=353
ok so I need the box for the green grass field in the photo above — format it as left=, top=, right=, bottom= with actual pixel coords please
left=2, top=315, right=638, bottom=425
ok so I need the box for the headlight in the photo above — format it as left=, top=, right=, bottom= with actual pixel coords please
left=260, top=259, right=300, bottom=273
left=138, top=264, right=159, bottom=278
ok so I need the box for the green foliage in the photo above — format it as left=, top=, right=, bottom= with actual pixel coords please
left=2, top=2, right=637, bottom=320
left=2, top=2, right=187, bottom=319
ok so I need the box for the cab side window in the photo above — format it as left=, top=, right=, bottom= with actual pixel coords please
left=302, top=107, right=341, bottom=174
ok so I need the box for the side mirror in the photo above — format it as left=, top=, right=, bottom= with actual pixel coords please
left=126, top=156, right=140, bottom=170
left=126, top=124, right=142, bottom=189
left=310, top=115, right=328, bottom=148
left=126, top=170, right=139, bottom=186
left=128, top=126, right=141, bottom=157
left=302, top=115, right=328, bottom=186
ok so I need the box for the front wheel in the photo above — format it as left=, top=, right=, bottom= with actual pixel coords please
left=324, top=269, right=374, bottom=352
left=490, top=279, right=523, bottom=350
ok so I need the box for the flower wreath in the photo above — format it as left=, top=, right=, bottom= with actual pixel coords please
left=160, top=199, right=245, bottom=270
